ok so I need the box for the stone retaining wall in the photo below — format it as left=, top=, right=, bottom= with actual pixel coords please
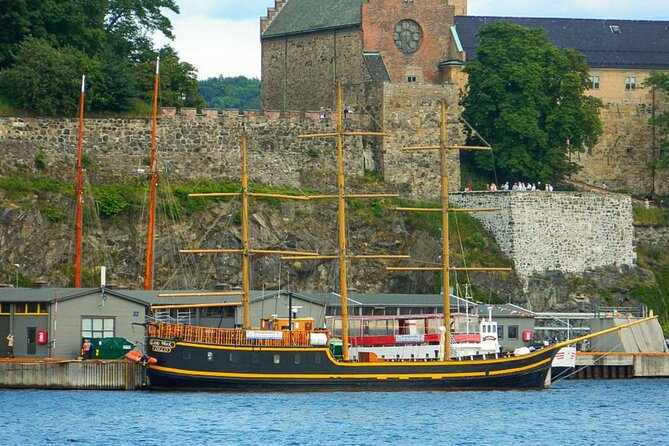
left=0, top=113, right=367, bottom=188
left=450, top=191, right=636, bottom=279
left=635, top=224, right=669, bottom=250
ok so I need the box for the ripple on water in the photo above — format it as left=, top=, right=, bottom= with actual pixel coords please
left=1, top=381, right=669, bottom=446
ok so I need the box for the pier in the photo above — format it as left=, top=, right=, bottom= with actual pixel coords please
left=570, top=352, right=669, bottom=379
left=0, top=359, right=146, bottom=390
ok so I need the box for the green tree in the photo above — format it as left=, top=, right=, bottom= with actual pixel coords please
left=0, top=38, right=91, bottom=115
left=133, top=46, right=206, bottom=109
left=461, top=22, right=602, bottom=183
left=103, top=0, right=179, bottom=57
left=0, top=0, right=106, bottom=68
left=199, top=76, right=261, bottom=110
left=644, top=71, right=669, bottom=170
left=0, top=0, right=204, bottom=114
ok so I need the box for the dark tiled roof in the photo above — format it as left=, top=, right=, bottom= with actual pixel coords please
left=262, top=0, right=364, bottom=39
left=455, top=16, right=669, bottom=69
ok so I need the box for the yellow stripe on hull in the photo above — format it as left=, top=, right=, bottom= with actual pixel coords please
left=148, top=357, right=551, bottom=381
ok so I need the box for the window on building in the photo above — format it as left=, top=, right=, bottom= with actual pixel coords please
left=15, top=303, right=48, bottom=315
left=508, top=325, right=518, bottom=339
left=407, top=76, right=417, bottom=83
left=361, top=306, right=375, bottom=315
left=625, top=77, right=636, bottom=90
left=497, top=325, right=504, bottom=339
left=81, top=317, right=115, bottom=338
left=589, top=76, right=600, bottom=90
left=203, top=306, right=234, bottom=317
left=0, top=303, right=10, bottom=314
left=610, top=25, right=621, bottom=34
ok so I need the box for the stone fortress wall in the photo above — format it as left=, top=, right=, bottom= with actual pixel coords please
left=572, top=98, right=669, bottom=197
left=0, top=104, right=644, bottom=279
left=0, top=82, right=466, bottom=197
left=0, top=109, right=369, bottom=189
left=450, top=191, right=637, bottom=280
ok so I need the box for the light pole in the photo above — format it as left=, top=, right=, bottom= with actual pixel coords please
left=12, top=263, right=19, bottom=288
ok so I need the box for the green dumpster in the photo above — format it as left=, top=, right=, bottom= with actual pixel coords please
left=329, top=338, right=343, bottom=358
left=84, top=338, right=134, bottom=359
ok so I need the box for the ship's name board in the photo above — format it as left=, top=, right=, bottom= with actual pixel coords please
left=149, top=339, right=175, bottom=353
left=395, top=334, right=424, bottom=344
left=246, top=330, right=284, bottom=340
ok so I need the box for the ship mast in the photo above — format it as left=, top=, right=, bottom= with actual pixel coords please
left=292, top=82, right=406, bottom=361
left=175, top=134, right=318, bottom=328
left=74, top=75, right=86, bottom=288
left=144, top=57, right=160, bottom=290
left=389, top=98, right=509, bottom=359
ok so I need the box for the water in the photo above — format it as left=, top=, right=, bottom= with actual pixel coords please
left=1, top=380, right=668, bottom=445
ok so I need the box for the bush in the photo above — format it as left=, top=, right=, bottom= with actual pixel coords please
left=633, top=207, right=669, bottom=225
left=0, top=176, right=66, bottom=193
left=42, top=205, right=66, bottom=222
left=93, top=185, right=131, bottom=216
left=34, top=151, right=48, bottom=170
left=0, top=38, right=90, bottom=116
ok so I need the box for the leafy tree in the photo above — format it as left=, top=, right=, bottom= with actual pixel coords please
left=644, top=71, right=669, bottom=170
left=103, top=0, right=179, bottom=58
left=86, top=45, right=138, bottom=112
left=461, top=22, right=603, bottom=183
left=133, top=46, right=206, bottom=109
left=0, top=0, right=205, bottom=113
left=0, top=0, right=106, bottom=68
left=0, top=38, right=91, bottom=115
left=199, top=76, right=261, bottom=110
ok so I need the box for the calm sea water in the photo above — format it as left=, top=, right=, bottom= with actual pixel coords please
left=1, top=380, right=668, bottom=445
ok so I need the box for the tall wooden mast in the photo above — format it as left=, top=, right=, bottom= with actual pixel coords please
left=390, top=98, right=509, bottom=360
left=74, top=75, right=86, bottom=288
left=292, top=82, right=405, bottom=360
left=240, top=134, right=251, bottom=327
left=144, top=57, right=160, bottom=290
left=177, top=134, right=318, bottom=328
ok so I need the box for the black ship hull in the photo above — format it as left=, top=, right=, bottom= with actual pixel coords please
left=146, top=338, right=558, bottom=391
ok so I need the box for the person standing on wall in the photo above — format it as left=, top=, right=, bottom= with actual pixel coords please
left=6, top=333, right=14, bottom=358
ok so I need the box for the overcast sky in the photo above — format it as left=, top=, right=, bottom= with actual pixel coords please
left=157, top=0, right=669, bottom=80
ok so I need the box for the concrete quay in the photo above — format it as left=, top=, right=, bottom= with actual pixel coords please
left=0, top=359, right=146, bottom=390
left=571, top=352, right=669, bottom=379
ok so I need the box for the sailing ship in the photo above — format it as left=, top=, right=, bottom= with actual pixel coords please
left=144, top=84, right=655, bottom=390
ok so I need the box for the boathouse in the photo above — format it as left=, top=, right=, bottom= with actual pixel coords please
left=0, top=287, right=146, bottom=359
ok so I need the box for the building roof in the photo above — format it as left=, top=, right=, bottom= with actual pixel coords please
left=262, top=0, right=364, bottom=39
left=0, top=287, right=147, bottom=306
left=363, top=53, right=391, bottom=82
left=0, top=287, right=534, bottom=319
left=0, top=288, right=96, bottom=303
left=454, top=16, right=669, bottom=69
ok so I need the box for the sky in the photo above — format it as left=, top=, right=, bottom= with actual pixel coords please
left=156, top=0, right=669, bottom=80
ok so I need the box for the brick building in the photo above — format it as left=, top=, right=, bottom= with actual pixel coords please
left=260, top=0, right=465, bottom=112
left=259, top=0, right=669, bottom=195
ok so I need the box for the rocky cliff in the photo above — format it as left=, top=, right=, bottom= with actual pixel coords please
left=0, top=182, right=659, bottom=315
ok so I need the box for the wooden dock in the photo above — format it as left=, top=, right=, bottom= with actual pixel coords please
left=0, top=359, right=146, bottom=390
